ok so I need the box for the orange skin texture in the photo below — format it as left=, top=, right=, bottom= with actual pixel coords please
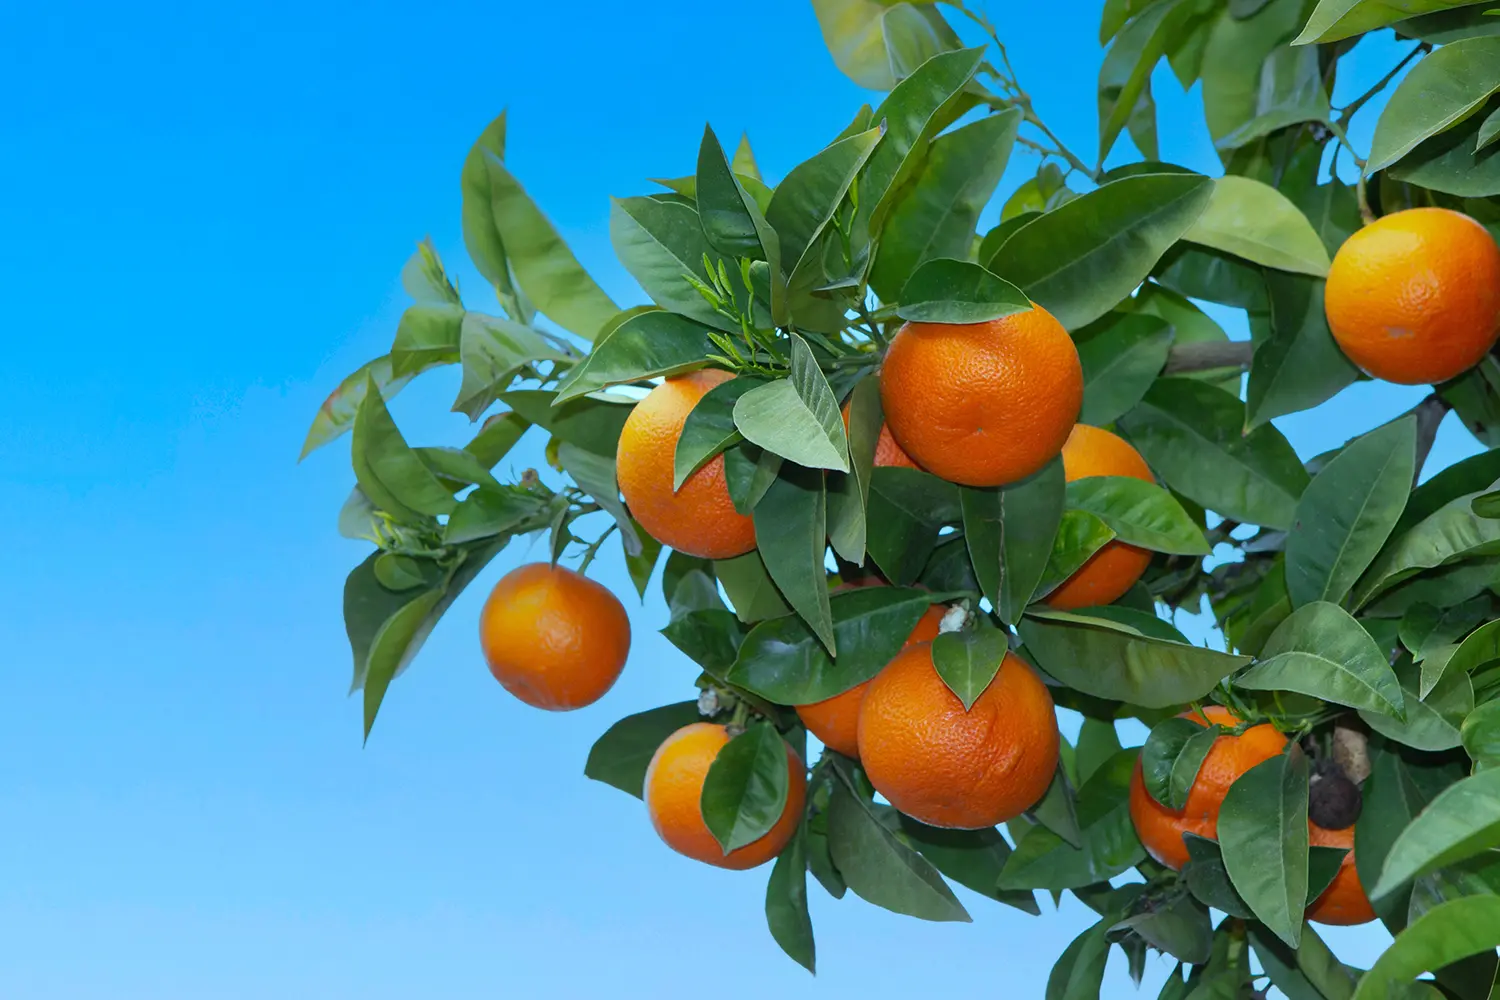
left=794, top=604, right=946, bottom=757
left=857, top=646, right=1059, bottom=829
left=1128, top=707, right=1289, bottom=871
left=479, top=563, right=631, bottom=711
left=840, top=399, right=919, bottom=470
left=1324, top=207, right=1500, bottom=385
left=617, top=370, right=757, bottom=560
left=1048, top=424, right=1156, bottom=610
left=644, top=722, right=807, bottom=870
left=1307, top=823, right=1376, bottom=926
left=879, top=305, right=1083, bottom=487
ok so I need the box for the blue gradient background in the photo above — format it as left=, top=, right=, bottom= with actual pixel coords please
left=1, top=2, right=1468, bottom=996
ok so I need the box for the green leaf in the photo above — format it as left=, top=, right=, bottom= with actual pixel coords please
left=661, top=608, right=745, bottom=678
left=733, top=336, right=850, bottom=472
left=1037, top=511, right=1117, bottom=600
left=1294, top=0, right=1485, bottom=44
left=999, top=750, right=1145, bottom=890
left=1111, top=894, right=1215, bottom=966
left=1076, top=718, right=1123, bottom=787
left=765, top=830, right=815, bottom=974
left=1237, top=602, right=1406, bottom=716
left=1219, top=747, right=1309, bottom=949
left=930, top=628, right=1006, bottom=710
left=997, top=458, right=1068, bottom=624
left=810, top=0, right=961, bottom=91
left=1368, top=38, right=1500, bottom=174
left=1028, top=764, right=1083, bottom=849
left=827, top=377, right=882, bottom=564
left=1183, top=175, right=1331, bottom=277
left=1247, top=272, right=1359, bottom=430
left=414, top=446, right=502, bottom=492
left=715, top=550, right=791, bottom=623
left=1360, top=659, right=1473, bottom=752
left=553, top=311, right=717, bottom=403
left=701, top=723, right=792, bottom=854
left=1119, top=379, right=1309, bottom=530
left=1474, top=489, right=1500, bottom=518
left=1064, top=476, right=1210, bottom=555
left=895, top=258, right=1031, bottom=324
left=361, top=587, right=445, bottom=739
left=302, top=355, right=426, bottom=460
left=1403, top=451, right=1500, bottom=534
left=870, top=109, right=1022, bottom=301
left=866, top=467, right=963, bottom=584
left=989, top=172, right=1216, bottom=330
left=1046, top=921, right=1111, bottom=1000
left=499, top=390, right=629, bottom=458
left=452, top=313, right=568, bottom=419
left=1097, top=0, right=1182, bottom=164
left=1462, top=699, right=1500, bottom=771
left=443, top=487, right=555, bottom=545
left=1357, top=748, right=1428, bottom=932
left=1202, top=0, right=1312, bottom=145
left=766, top=124, right=884, bottom=283
left=1387, top=94, right=1500, bottom=199
left=1286, top=418, right=1416, bottom=607
left=609, top=196, right=738, bottom=332
left=673, top=376, right=762, bottom=490
left=1371, top=767, right=1500, bottom=901
left=351, top=378, right=454, bottom=523
left=753, top=465, right=834, bottom=652
left=1399, top=598, right=1487, bottom=661
left=464, top=411, right=531, bottom=469
left=1354, top=489, right=1500, bottom=610
left=1397, top=4, right=1500, bottom=44
left=459, top=113, right=526, bottom=316
left=584, top=702, right=703, bottom=798
left=1020, top=608, right=1250, bottom=708
left=727, top=587, right=932, bottom=704
left=555, top=442, right=642, bottom=556
left=1352, top=897, right=1500, bottom=1000
left=1183, top=834, right=1256, bottom=919
left=389, top=303, right=464, bottom=378
left=1426, top=618, right=1500, bottom=697
left=623, top=526, right=662, bottom=599
left=826, top=767, right=971, bottom=922
left=1249, top=922, right=1360, bottom=1000
left=477, top=151, right=619, bottom=340
left=697, top=125, right=785, bottom=324
left=1141, top=717, right=1223, bottom=811
left=896, top=817, right=1040, bottom=913
left=1214, top=44, right=1331, bottom=150
left=1478, top=105, right=1500, bottom=151
left=1075, top=312, right=1174, bottom=426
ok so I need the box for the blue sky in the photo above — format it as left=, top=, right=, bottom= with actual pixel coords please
left=0, top=2, right=1475, bottom=997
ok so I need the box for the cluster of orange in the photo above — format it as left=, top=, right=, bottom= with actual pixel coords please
left=470, top=206, right=1500, bottom=920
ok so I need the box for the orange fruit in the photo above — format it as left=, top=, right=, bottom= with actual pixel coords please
left=794, top=604, right=946, bottom=757
left=644, top=722, right=807, bottom=870
left=857, top=645, right=1059, bottom=829
left=841, top=399, right=919, bottom=470
left=879, top=305, right=1082, bottom=487
left=1047, top=424, right=1155, bottom=610
left=1324, top=207, right=1500, bottom=385
left=479, top=563, right=631, bottom=710
left=1307, top=823, right=1376, bottom=926
left=1128, top=707, right=1289, bottom=870
left=616, top=370, right=757, bottom=560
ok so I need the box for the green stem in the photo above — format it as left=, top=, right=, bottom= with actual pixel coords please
left=577, top=521, right=617, bottom=574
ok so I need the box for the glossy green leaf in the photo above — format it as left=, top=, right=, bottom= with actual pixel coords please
left=995, top=458, right=1068, bottom=624
left=1399, top=599, right=1487, bottom=661
left=865, top=468, right=963, bottom=585
left=660, top=608, right=744, bottom=678
left=413, top=446, right=502, bottom=492
left=727, top=587, right=932, bottom=704
left=1367, top=37, right=1500, bottom=174
left=1397, top=4, right=1500, bottom=43
left=715, top=550, right=791, bottom=624
left=826, top=768, right=970, bottom=922
left=1097, top=0, right=1181, bottom=164
left=1354, top=489, right=1500, bottom=610
left=388, top=302, right=463, bottom=378
left=443, top=486, right=554, bottom=545
left=1388, top=95, right=1500, bottom=198
left=1287, top=418, right=1416, bottom=607
left=1119, top=379, right=1309, bottom=529
left=464, top=411, right=531, bottom=469
left=1294, top=0, right=1486, bottom=43
left=1371, top=767, right=1500, bottom=900
left=1352, top=897, right=1500, bottom=1000
left=896, top=818, right=1040, bottom=914
left=1111, top=894, right=1215, bottom=966
left=1461, top=699, right=1500, bottom=770
left=696, top=125, right=786, bottom=324
left=753, top=465, right=834, bottom=652
left=895, top=258, right=1031, bottom=324
left=610, top=196, right=738, bottom=332
left=1027, top=764, right=1083, bottom=849
left=302, top=355, right=425, bottom=460
left=478, top=152, right=619, bottom=340
left=870, top=109, right=1022, bottom=300
left=584, top=702, right=703, bottom=798
left=930, top=628, right=1006, bottom=710
left=989, top=172, right=1215, bottom=330
left=1075, top=312, right=1174, bottom=426
left=1202, top=0, right=1310, bottom=144
left=1426, top=618, right=1500, bottom=697
left=766, top=124, right=884, bottom=280
left=1183, top=833, right=1256, bottom=919
left=1020, top=608, right=1250, bottom=708
left=810, top=0, right=961, bottom=91
left=1473, top=489, right=1500, bottom=518
left=1403, top=451, right=1500, bottom=534
left=1064, top=476, right=1210, bottom=555
left=674, top=376, right=762, bottom=490
left=1237, top=602, right=1405, bottom=716
left=452, top=313, right=568, bottom=419
left=1219, top=747, right=1309, bottom=948
left=1248, top=272, right=1359, bottom=430
left=623, top=527, right=663, bottom=599
left=1184, top=176, right=1331, bottom=276
left=1036, top=510, right=1117, bottom=600
left=765, top=830, right=815, bottom=974
left=351, top=378, right=454, bottom=523
left=498, top=390, right=628, bottom=458
left=701, top=723, right=791, bottom=854
left=1075, top=718, right=1123, bottom=787
left=553, top=311, right=717, bottom=403
left=1046, top=921, right=1111, bottom=1000
left=1478, top=105, right=1500, bottom=151
left=1141, top=717, right=1223, bottom=811
left=999, top=750, right=1145, bottom=890
left=555, top=443, right=642, bottom=556
left=459, top=112, right=526, bottom=317
left=1215, top=44, right=1331, bottom=150
left=1360, top=660, right=1473, bottom=752
left=734, top=336, right=850, bottom=472
left=827, top=376, right=881, bottom=565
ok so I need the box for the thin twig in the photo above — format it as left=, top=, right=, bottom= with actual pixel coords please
left=1410, top=393, right=1453, bottom=484
left=1336, top=43, right=1427, bottom=124
left=1162, top=341, right=1254, bottom=375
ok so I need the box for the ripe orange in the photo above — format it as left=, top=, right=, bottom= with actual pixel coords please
left=643, top=722, right=807, bottom=870
left=841, top=399, right=919, bottom=470
left=479, top=563, right=631, bottom=711
left=1324, top=207, right=1500, bottom=385
left=794, top=604, right=945, bottom=757
left=616, top=370, right=757, bottom=560
left=1307, top=823, right=1376, bottom=926
left=1048, top=424, right=1155, bottom=610
left=857, top=645, right=1059, bottom=829
left=879, top=305, right=1082, bottom=487
left=1128, top=706, right=1289, bottom=871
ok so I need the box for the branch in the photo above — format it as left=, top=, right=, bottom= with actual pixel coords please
left=1163, top=341, right=1254, bottom=375
left=1410, top=393, right=1453, bottom=483
left=1335, top=43, right=1427, bottom=125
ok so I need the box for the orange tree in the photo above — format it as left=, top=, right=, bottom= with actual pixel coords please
left=302, top=1, right=1500, bottom=995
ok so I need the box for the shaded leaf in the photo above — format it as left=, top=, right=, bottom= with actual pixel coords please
left=999, top=750, right=1144, bottom=890
left=753, top=465, right=834, bottom=651
left=1075, top=312, right=1174, bottom=427
left=1371, top=767, right=1500, bottom=900
left=715, top=550, right=792, bottom=623
left=1219, top=747, right=1310, bottom=948
left=584, top=702, right=703, bottom=798
left=1141, top=717, right=1223, bottom=810
left=1351, top=897, right=1500, bottom=1000
left=1248, top=272, right=1359, bottom=430
left=674, top=376, right=762, bottom=490
left=896, top=817, right=1040, bottom=914
left=930, top=627, right=1006, bottom=710
left=1064, top=476, right=1210, bottom=555
left=895, top=258, right=1031, bottom=324
left=701, top=723, right=792, bottom=853
left=1237, top=602, right=1405, bottom=716
left=553, top=311, right=717, bottom=403
left=765, top=830, right=815, bottom=974
left=1366, top=37, right=1500, bottom=174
